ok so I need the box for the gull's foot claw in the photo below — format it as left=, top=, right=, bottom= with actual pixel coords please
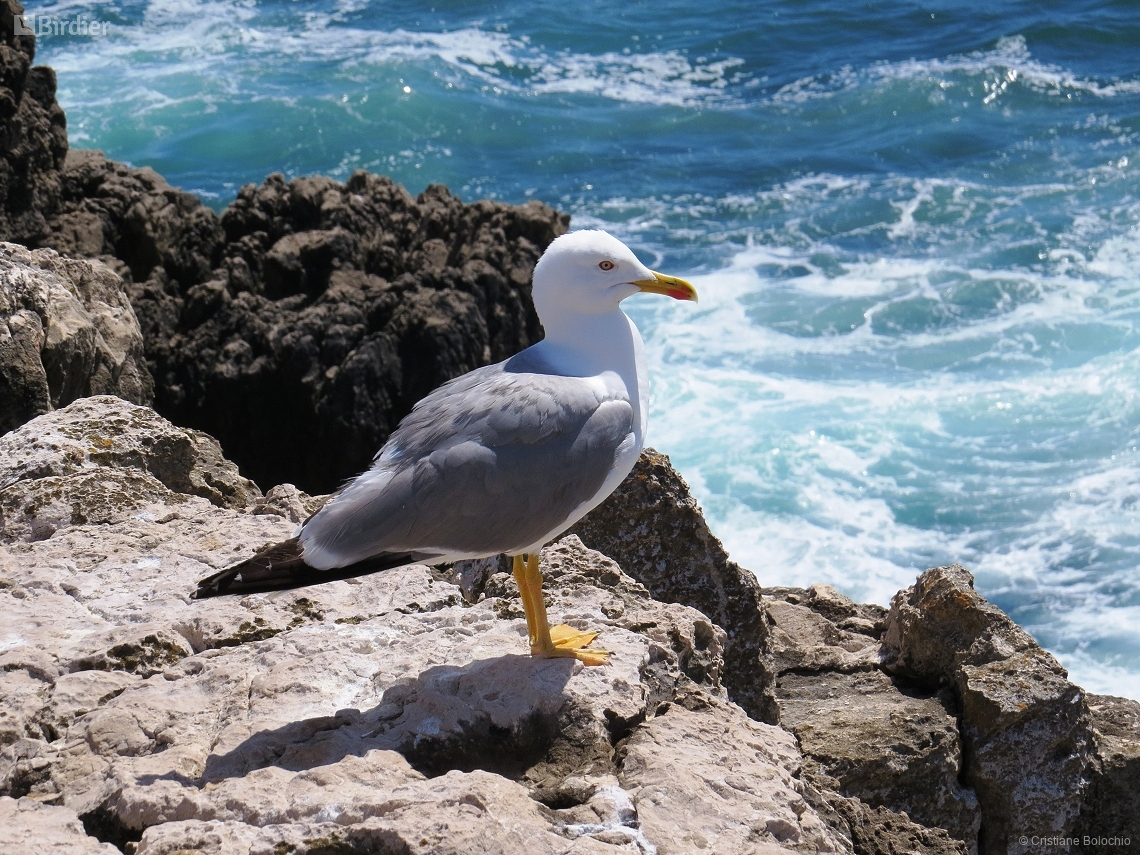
left=533, top=623, right=609, bottom=666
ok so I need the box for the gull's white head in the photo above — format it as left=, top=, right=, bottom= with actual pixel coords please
left=531, top=229, right=697, bottom=319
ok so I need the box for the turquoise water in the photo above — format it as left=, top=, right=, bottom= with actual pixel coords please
left=34, top=0, right=1140, bottom=698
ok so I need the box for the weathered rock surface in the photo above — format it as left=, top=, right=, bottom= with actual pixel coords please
left=881, top=565, right=1099, bottom=855
left=0, top=400, right=854, bottom=855
left=248, top=482, right=327, bottom=525
left=1077, top=694, right=1140, bottom=849
left=0, top=242, right=152, bottom=433
left=570, top=449, right=776, bottom=723
left=763, top=586, right=881, bottom=676
left=761, top=586, right=980, bottom=854
left=42, top=149, right=223, bottom=290
left=0, top=395, right=260, bottom=542
left=0, top=0, right=68, bottom=246
left=776, top=670, right=979, bottom=847
left=813, top=797, right=970, bottom=855
left=24, top=149, right=569, bottom=493
left=759, top=570, right=1138, bottom=855
left=0, top=796, right=119, bottom=853
left=616, top=695, right=840, bottom=854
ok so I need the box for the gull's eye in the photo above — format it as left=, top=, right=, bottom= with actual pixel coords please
left=599, top=260, right=615, bottom=271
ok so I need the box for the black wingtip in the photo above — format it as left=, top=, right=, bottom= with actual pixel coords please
left=192, top=538, right=419, bottom=598
left=192, top=538, right=308, bottom=598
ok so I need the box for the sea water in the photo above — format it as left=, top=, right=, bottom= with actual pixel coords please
left=33, top=0, right=1140, bottom=698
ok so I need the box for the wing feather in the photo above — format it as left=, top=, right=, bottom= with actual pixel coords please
left=299, top=357, right=635, bottom=569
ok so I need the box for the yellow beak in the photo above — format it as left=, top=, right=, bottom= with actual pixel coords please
left=631, top=271, right=698, bottom=302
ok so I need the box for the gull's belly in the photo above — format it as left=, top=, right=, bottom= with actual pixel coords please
left=519, top=428, right=642, bottom=555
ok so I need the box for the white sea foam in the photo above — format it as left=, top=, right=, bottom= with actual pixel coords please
left=37, top=0, right=1140, bottom=125
left=617, top=182, right=1140, bottom=700
left=36, top=0, right=748, bottom=109
left=773, top=35, right=1140, bottom=106
left=640, top=342, right=1140, bottom=697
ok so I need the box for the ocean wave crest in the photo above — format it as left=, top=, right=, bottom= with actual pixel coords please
left=772, top=35, right=1140, bottom=106
left=37, top=0, right=749, bottom=108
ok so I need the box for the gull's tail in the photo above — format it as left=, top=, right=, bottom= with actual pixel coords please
left=191, top=538, right=416, bottom=598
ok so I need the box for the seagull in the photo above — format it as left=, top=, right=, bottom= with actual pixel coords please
left=193, top=229, right=697, bottom=665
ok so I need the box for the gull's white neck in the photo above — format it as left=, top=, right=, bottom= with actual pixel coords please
left=532, top=308, right=650, bottom=441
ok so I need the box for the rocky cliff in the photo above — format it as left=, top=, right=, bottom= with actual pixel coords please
left=1, top=397, right=1136, bottom=855
left=0, top=0, right=67, bottom=246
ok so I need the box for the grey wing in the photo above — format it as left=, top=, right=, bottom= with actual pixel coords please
left=297, top=362, right=635, bottom=568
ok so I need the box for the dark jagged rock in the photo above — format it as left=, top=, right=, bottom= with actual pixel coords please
left=763, top=584, right=981, bottom=853
left=1076, top=694, right=1140, bottom=850
left=0, top=0, right=67, bottom=246
left=0, top=242, right=152, bottom=434
left=166, top=173, right=564, bottom=493
left=30, top=154, right=568, bottom=492
left=569, top=447, right=777, bottom=723
left=42, top=149, right=224, bottom=288
left=882, top=564, right=1098, bottom=855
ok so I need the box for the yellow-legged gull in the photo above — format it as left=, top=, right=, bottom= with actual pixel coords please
left=192, top=229, right=697, bottom=665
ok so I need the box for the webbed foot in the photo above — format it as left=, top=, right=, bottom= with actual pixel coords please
left=538, top=623, right=608, bottom=665
left=512, top=554, right=609, bottom=666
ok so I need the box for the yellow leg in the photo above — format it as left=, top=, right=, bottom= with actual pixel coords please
left=521, top=553, right=608, bottom=666
left=512, top=554, right=539, bottom=648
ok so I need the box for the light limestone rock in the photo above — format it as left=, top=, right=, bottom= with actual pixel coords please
left=0, top=403, right=849, bottom=852
left=0, top=796, right=120, bottom=854
left=764, top=597, right=880, bottom=675
left=249, top=483, right=327, bottom=524
left=0, top=242, right=153, bottom=434
left=0, top=395, right=261, bottom=542
left=619, top=696, right=844, bottom=854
